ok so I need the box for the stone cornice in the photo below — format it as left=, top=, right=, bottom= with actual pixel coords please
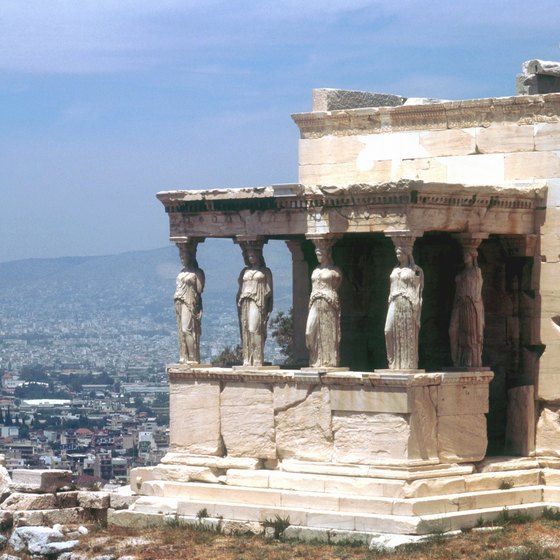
left=156, top=181, right=544, bottom=238
left=157, top=180, right=543, bottom=215
left=291, top=93, right=560, bottom=138
left=167, top=365, right=494, bottom=387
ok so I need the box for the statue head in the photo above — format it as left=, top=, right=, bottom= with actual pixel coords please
left=394, top=238, right=415, bottom=268
left=313, top=238, right=334, bottom=266
left=177, top=241, right=199, bottom=269
left=242, top=243, right=265, bottom=268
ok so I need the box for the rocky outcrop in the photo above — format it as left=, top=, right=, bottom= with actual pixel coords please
left=0, top=462, right=139, bottom=559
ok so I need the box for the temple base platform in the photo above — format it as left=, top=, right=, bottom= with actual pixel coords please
left=116, top=366, right=560, bottom=536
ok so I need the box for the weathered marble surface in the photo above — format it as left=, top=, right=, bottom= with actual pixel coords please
left=274, top=384, right=332, bottom=461
left=333, top=412, right=410, bottom=463
left=220, top=382, right=276, bottom=459
left=164, top=367, right=492, bottom=468
left=536, top=406, right=560, bottom=456
left=169, top=379, right=221, bottom=455
left=312, top=88, right=405, bottom=111
left=10, top=470, right=72, bottom=494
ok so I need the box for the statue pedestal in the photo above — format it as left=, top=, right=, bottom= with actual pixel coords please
left=125, top=366, right=503, bottom=535
left=162, top=365, right=493, bottom=467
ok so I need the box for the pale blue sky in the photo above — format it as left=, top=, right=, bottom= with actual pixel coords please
left=1, top=0, right=559, bottom=262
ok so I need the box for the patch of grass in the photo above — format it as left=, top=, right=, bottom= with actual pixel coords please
left=496, top=507, right=533, bottom=526
left=164, top=514, right=185, bottom=529
left=262, top=515, right=290, bottom=539
left=482, top=544, right=553, bottom=560
left=542, top=507, right=560, bottom=521
left=499, top=480, right=514, bottom=490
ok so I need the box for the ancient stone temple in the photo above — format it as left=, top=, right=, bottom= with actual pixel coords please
left=119, top=61, right=560, bottom=537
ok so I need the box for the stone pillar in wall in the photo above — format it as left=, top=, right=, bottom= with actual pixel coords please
left=285, top=240, right=310, bottom=365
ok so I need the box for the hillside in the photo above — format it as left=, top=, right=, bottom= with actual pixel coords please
left=0, top=241, right=292, bottom=366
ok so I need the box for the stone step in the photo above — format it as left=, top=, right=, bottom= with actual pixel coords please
left=134, top=463, right=544, bottom=500
left=418, top=502, right=560, bottom=533
left=139, top=479, right=547, bottom=518
left=129, top=495, right=421, bottom=534
left=224, top=467, right=542, bottom=498
left=124, top=493, right=560, bottom=535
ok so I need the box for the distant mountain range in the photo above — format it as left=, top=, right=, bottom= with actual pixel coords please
left=0, top=241, right=292, bottom=361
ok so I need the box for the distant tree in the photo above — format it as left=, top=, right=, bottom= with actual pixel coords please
left=270, top=308, right=295, bottom=365
left=15, top=383, right=71, bottom=400
left=211, top=344, right=243, bottom=367
left=152, top=393, right=169, bottom=407
left=20, top=364, right=48, bottom=383
left=133, top=396, right=153, bottom=415
left=4, top=408, right=12, bottom=426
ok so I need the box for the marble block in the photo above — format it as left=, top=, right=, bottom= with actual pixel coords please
left=220, top=382, right=276, bottom=459
left=10, top=470, right=72, bottom=493
left=274, top=384, right=333, bottom=462
left=536, top=406, right=560, bottom=456
left=438, top=415, right=487, bottom=463
left=332, top=412, right=409, bottom=464
left=169, top=379, right=221, bottom=455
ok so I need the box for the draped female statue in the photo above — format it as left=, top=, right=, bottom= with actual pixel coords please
left=449, top=247, right=484, bottom=368
left=305, top=239, right=342, bottom=367
left=174, top=242, right=205, bottom=363
left=384, top=239, right=424, bottom=370
left=237, top=246, right=273, bottom=366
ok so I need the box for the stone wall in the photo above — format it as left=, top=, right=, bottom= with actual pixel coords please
left=293, top=93, right=560, bottom=456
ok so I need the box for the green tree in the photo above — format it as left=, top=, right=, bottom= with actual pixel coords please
left=270, top=308, right=295, bottom=365
left=211, top=344, right=243, bottom=367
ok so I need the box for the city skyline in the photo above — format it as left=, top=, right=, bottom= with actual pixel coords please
left=2, top=0, right=560, bottom=262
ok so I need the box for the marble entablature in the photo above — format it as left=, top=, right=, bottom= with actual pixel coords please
left=158, top=180, right=544, bottom=239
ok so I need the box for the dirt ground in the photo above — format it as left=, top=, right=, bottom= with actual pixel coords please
left=69, top=514, right=560, bottom=560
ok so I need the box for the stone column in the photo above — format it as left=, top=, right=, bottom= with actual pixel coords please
left=305, top=234, right=342, bottom=368
left=171, top=237, right=206, bottom=365
left=383, top=231, right=424, bottom=371
left=449, top=233, right=488, bottom=369
left=234, top=236, right=273, bottom=367
left=285, top=240, right=310, bottom=365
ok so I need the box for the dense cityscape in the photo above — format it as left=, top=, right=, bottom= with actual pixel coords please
left=0, top=246, right=290, bottom=486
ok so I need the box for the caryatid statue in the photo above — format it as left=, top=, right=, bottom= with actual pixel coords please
left=384, top=235, right=424, bottom=370
left=449, top=238, right=485, bottom=368
left=236, top=240, right=273, bottom=367
left=174, top=239, right=205, bottom=364
left=305, top=238, right=342, bottom=368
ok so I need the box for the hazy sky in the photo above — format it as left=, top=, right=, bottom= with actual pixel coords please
left=1, top=0, right=559, bottom=262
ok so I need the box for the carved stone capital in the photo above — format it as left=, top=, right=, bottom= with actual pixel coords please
left=452, top=233, right=488, bottom=254
left=171, top=236, right=205, bottom=248
left=384, top=230, right=423, bottom=250
left=306, top=233, right=341, bottom=253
